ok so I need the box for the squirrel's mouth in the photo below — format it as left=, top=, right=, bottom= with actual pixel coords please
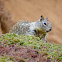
left=46, top=31, right=51, bottom=32
left=46, top=29, right=52, bottom=32
left=46, top=31, right=49, bottom=32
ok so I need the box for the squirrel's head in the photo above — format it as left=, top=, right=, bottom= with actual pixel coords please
left=36, top=16, right=52, bottom=32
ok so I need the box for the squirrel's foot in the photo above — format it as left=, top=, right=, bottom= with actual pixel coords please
left=43, top=39, right=47, bottom=42
left=42, top=38, right=47, bottom=42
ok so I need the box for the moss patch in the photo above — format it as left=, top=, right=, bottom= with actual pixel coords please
left=0, top=33, right=62, bottom=62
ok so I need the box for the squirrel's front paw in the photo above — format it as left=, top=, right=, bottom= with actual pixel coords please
left=42, top=38, right=47, bottom=42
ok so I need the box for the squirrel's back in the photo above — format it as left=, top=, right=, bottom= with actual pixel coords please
left=9, top=20, right=30, bottom=35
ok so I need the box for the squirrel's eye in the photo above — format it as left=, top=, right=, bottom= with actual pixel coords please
left=44, top=23, right=46, bottom=25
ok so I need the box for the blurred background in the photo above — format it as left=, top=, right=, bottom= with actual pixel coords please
left=0, top=0, right=62, bottom=44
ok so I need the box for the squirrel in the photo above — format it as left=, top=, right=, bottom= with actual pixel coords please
left=9, top=16, right=52, bottom=42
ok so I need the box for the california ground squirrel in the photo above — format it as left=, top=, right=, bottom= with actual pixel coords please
left=9, top=16, right=52, bottom=41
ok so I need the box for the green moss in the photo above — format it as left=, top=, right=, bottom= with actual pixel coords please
left=0, top=56, right=13, bottom=62
left=0, top=33, right=62, bottom=61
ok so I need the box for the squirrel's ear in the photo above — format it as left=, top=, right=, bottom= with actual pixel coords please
left=46, top=18, right=48, bottom=21
left=40, top=16, right=44, bottom=21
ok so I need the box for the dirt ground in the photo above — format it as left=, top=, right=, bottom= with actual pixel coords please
left=0, top=0, right=62, bottom=44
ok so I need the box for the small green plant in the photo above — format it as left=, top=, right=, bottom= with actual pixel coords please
left=0, top=56, right=13, bottom=62
left=0, top=33, right=62, bottom=62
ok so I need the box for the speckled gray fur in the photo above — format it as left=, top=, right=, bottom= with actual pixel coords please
left=9, top=16, right=52, bottom=41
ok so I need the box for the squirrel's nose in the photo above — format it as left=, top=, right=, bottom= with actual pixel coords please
left=49, top=29, right=52, bottom=31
